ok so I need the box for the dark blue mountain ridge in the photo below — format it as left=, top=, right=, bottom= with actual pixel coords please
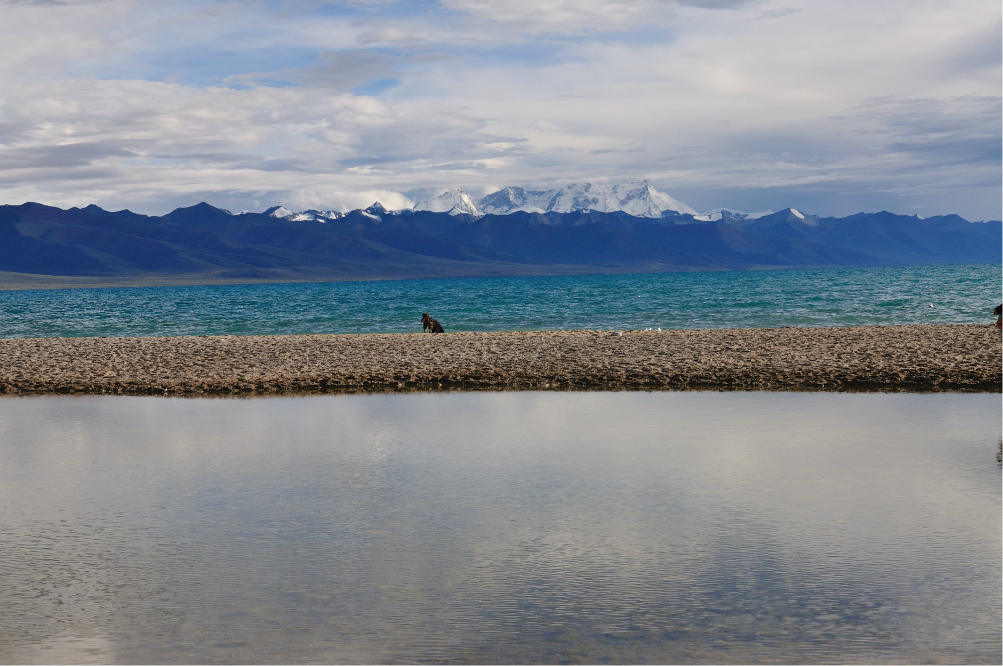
left=0, top=201, right=998, bottom=280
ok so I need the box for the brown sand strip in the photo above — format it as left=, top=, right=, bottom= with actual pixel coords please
left=0, top=325, right=999, bottom=396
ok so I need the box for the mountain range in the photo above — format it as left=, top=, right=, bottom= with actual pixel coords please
left=412, top=181, right=699, bottom=217
left=0, top=196, right=998, bottom=282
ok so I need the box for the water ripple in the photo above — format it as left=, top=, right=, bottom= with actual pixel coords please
left=0, top=264, right=999, bottom=338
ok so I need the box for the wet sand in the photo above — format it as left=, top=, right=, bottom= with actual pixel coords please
left=0, top=325, right=999, bottom=395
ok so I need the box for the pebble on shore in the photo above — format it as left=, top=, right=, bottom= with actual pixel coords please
left=0, top=324, right=999, bottom=396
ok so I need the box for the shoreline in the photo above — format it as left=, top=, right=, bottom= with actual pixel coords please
left=0, top=324, right=999, bottom=396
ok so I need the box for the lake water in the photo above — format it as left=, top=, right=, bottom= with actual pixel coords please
left=1, top=391, right=999, bottom=663
left=1, top=263, right=1000, bottom=338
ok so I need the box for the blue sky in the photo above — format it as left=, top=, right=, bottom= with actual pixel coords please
left=0, top=0, right=999, bottom=219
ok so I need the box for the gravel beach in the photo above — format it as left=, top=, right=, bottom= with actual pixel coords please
left=0, top=324, right=998, bottom=395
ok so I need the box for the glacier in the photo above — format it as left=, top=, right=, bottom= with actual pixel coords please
left=413, top=189, right=480, bottom=215
left=265, top=181, right=773, bottom=222
left=412, top=180, right=697, bottom=218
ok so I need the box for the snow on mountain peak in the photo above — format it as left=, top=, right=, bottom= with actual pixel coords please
left=609, top=180, right=697, bottom=217
left=694, top=208, right=776, bottom=222
left=265, top=206, right=294, bottom=219
left=264, top=181, right=697, bottom=223
left=545, top=182, right=611, bottom=214
left=266, top=206, right=344, bottom=222
left=478, top=186, right=553, bottom=215
left=414, top=189, right=480, bottom=215
left=476, top=181, right=695, bottom=218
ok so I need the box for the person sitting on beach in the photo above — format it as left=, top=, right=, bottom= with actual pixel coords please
left=994, top=304, right=1001, bottom=331
left=422, top=312, right=445, bottom=333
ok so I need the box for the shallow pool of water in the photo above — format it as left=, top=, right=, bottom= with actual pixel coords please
left=0, top=392, right=999, bottom=663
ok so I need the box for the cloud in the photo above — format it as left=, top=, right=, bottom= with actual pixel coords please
left=440, top=0, right=671, bottom=34
left=676, top=0, right=752, bottom=8
left=0, top=0, right=998, bottom=219
left=229, top=49, right=398, bottom=91
left=0, top=141, right=136, bottom=169
left=843, top=95, right=1002, bottom=180
left=441, top=0, right=754, bottom=36
left=0, top=0, right=102, bottom=4
left=755, top=6, right=800, bottom=19
left=941, top=21, right=1002, bottom=74
left=356, top=24, right=418, bottom=45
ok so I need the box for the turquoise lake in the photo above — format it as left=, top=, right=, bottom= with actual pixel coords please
left=1, top=263, right=1000, bottom=338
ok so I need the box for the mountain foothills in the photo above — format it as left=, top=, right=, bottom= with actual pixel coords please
left=0, top=181, right=999, bottom=281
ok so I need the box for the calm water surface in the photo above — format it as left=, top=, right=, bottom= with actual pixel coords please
left=1, top=263, right=1000, bottom=337
left=0, top=391, right=999, bottom=663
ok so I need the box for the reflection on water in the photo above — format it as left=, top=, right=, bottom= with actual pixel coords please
left=0, top=392, right=999, bottom=664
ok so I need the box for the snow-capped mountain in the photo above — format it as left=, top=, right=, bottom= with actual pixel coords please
left=265, top=206, right=295, bottom=219
left=265, top=206, right=344, bottom=222
left=693, top=208, right=775, bottom=222
left=414, top=189, right=480, bottom=215
left=266, top=180, right=703, bottom=221
left=608, top=181, right=696, bottom=217
left=8, top=201, right=997, bottom=279
left=477, top=187, right=551, bottom=215
left=538, top=182, right=613, bottom=214
left=486, top=180, right=696, bottom=217
left=417, top=180, right=696, bottom=218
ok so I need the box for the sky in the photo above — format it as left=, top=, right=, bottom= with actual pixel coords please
left=0, top=0, right=999, bottom=220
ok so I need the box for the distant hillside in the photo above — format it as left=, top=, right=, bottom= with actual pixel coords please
left=0, top=202, right=998, bottom=282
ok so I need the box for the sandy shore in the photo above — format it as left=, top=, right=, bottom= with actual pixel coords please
left=0, top=325, right=998, bottom=396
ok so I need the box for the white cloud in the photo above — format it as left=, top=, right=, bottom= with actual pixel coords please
left=440, top=0, right=671, bottom=34
left=0, top=0, right=998, bottom=219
